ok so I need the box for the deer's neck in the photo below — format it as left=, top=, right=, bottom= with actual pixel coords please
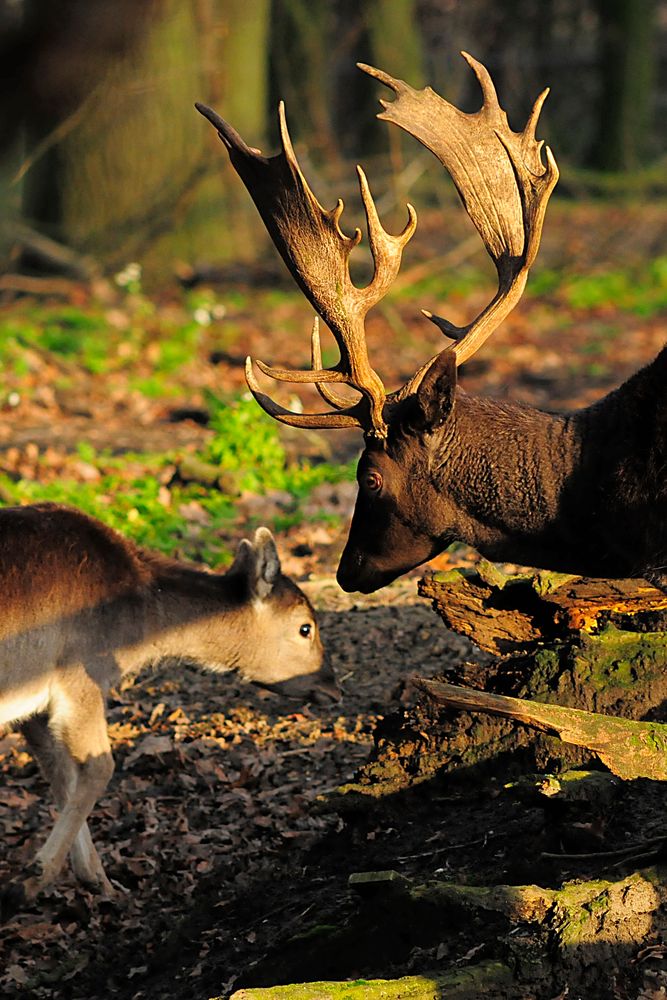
left=444, top=392, right=581, bottom=562
left=114, top=560, right=246, bottom=677
left=444, top=347, right=667, bottom=575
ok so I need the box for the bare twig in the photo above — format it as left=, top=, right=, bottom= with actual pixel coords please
left=540, top=836, right=666, bottom=862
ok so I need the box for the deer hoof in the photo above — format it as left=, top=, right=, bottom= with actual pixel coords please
left=91, top=873, right=117, bottom=899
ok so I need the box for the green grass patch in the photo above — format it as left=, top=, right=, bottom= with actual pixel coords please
left=202, top=392, right=355, bottom=497
left=0, top=462, right=237, bottom=566
left=0, top=306, right=116, bottom=374
left=0, top=299, right=205, bottom=384
left=0, top=292, right=355, bottom=560
left=528, top=255, right=667, bottom=316
left=0, top=394, right=355, bottom=564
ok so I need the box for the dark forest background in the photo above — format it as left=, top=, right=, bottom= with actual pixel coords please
left=1, top=0, right=666, bottom=284
left=0, top=0, right=667, bottom=286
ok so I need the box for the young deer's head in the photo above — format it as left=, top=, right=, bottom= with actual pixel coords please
left=222, top=527, right=335, bottom=698
left=197, top=54, right=558, bottom=593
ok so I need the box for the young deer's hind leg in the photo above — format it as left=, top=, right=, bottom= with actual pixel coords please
left=2, top=672, right=114, bottom=918
left=19, top=715, right=114, bottom=894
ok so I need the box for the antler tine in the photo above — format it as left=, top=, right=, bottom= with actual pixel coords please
left=310, top=318, right=358, bottom=410
left=244, top=357, right=366, bottom=430
left=360, top=53, right=558, bottom=384
left=356, top=165, right=417, bottom=309
left=198, top=100, right=417, bottom=439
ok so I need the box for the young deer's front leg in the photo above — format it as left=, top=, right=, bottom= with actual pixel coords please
left=19, top=715, right=114, bottom=893
left=1, top=669, right=114, bottom=920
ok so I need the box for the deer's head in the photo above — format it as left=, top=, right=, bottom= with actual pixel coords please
left=224, top=527, right=337, bottom=699
left=198, top=54, right=558, bottom=593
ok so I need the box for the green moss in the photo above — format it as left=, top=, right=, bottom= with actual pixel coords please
left=226, top=962, right=514, bottom=999
left=531, top=571, right=580, bottom=597
left=287, top=924, right=339, bottom=945
left=427, top=568, right=472, bottom=586
left=523, top=647, right=563, bottom=699
left=571, top=624, right=667, bottom=693
left=552, top=880, right=613, bottom=946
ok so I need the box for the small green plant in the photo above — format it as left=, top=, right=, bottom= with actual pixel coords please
left=203, top=393, right=355, bottom=496
left=114, top=262, right=143, bottom=296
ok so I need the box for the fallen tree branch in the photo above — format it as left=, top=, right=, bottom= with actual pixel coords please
left=416, top=679, right=667, bottom=781
left=0, top=273, right=81, bottom=298
left=2, top=221, right=98, bottom=279
left=349, top=869, right=555, bottom=923
left=540, top=835, right=666, bottom=862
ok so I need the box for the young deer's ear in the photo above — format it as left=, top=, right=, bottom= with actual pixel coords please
left=414, top=350, right=457, bottom=432
left=228, top=537, right=256, bottom=578
left=252, top=527, right=281, bottom=599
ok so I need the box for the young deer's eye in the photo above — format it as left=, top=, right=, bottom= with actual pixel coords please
left=365, top=471, right=383, bottom=493
left=299, top=623, right=312, bottom=638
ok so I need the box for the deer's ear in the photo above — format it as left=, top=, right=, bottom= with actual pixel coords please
left=252, top=527, right=281, bottom=599
left=414, top=350, right=457, bottom=432
left=228, top=537, right=256, bottom=578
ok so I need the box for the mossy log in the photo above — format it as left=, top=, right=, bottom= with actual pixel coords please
left=505, top=768, right=621, bottom=806
left=226, top=962, right=514, bottom=1000
left=329, top=571, right=667, bottom=804
left=227, top=869, right=667, bottom=1000
left=348, top=866, right=665, bottom=928
left=349, top=869, right=554, bottom=922
left=419, top=568, right=667, bottom=656
left=345, top=867, right=667, bottom=989
left=417, top=679, right=667, bottom=781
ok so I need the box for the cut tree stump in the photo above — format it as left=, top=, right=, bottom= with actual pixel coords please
left=418, top=567, right=667, bottom=656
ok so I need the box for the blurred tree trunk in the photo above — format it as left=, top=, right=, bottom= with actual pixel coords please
left=221, top=0, right=270, bottom=142
left=365, top=0, right=424, bottom=89
left=269, top=0, right=336, bottom=158
left=332, top=0, right=424, bottom=161
left=17, top=0, right=271, bottom=278
left=590, top=0, right=656, bottom=171
left=16, top=0, right=153, bottom=263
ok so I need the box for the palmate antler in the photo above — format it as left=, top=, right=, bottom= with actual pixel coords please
left=196, top=52, right=558, bottom=437
left=195, top=101, right=416, bottom=438
left=362, top=52, right=559, bottom=396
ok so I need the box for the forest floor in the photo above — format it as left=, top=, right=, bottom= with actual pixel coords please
left=1, top=200, right=667, bottom=999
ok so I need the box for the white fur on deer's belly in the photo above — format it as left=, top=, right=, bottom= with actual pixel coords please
left=0, top=684, right=50, bottom=726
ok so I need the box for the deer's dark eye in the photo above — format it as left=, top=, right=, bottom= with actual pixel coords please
left=299, top=623, right=312, bottom=638
left=365, top=471, right=383, bottom=493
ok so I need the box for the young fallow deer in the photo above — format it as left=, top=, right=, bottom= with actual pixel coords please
left=0, top=502, right=333, bottom=919
left=197, top=53, right=667, bottom=594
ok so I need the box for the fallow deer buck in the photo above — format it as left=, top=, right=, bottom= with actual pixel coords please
left=197, top=53, right=667, bottom=594
left=0, top=503, right=333, bottom=918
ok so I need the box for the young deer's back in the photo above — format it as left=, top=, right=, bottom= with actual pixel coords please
left=0, top=503, right=148, bottom=630
left=0, top=503, right=330, bottom=691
